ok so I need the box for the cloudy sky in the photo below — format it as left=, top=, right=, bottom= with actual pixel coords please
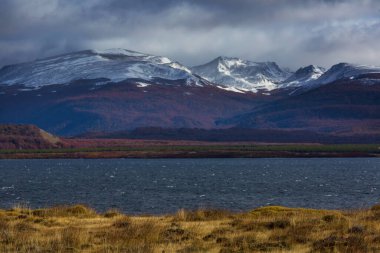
left=0, top=0, right=379, bottom=69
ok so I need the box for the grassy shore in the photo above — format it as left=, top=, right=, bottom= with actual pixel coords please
left=1, top=205, right=380, bottom=252
left=0, top=143, right=379, bottom=159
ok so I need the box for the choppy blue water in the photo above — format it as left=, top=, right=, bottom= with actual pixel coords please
left=0, top=158, right=379, bottom=214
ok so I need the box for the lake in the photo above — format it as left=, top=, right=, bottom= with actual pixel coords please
left=0, top=158, right=379, bottom=214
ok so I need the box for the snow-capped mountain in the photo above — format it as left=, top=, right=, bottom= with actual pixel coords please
left=279, top=65, right=325, bottom=88
left=191, top=56, right=291, bottom=92
left=290, top=63, right=380, bottom=94
left=1, top=48, right=379, bottom=95
left=0, top=49, right=203, bottom=88
left=313, top=63, right=380, bottom=86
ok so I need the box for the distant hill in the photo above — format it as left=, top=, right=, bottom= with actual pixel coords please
left=84, top=127, right=380, bottom=144
left=0, top=124, right=65, bottom=149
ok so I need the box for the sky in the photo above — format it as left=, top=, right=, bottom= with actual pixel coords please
left=0, top=0, right=379, bottom=69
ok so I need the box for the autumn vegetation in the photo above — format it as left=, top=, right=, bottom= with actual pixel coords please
left=0, top=124, right=379, bottom=158
left=1, top=204, right=380, bottom=252
left=0, top=124, right=63, bottom=149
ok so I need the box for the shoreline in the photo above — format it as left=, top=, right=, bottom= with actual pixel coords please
left=1, top=143, right=379, bottom=159
left=1, top=152, right=378, bottom=159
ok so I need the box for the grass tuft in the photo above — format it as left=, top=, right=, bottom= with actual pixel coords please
left=104, top=208, right=122, bottom=218
left=31, top=205, right=96, bottom=218
left=174, top=208, right=232, bottom=221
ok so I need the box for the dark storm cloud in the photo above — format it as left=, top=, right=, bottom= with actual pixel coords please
left=0, top=0, right=379, bottom=69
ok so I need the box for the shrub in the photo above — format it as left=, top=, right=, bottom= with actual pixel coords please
left=104, top=208, right=122, bottom=218
left=174, top=208, right=232, bottom=221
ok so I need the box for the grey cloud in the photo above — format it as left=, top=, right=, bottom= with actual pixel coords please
left=0, top=0, right=379, bottom=69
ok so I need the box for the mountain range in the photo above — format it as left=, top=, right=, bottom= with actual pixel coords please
left=0, top=48, right=379, bottom=142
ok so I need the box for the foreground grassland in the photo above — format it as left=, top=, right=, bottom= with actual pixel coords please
left=1, top=205, right=380, bottom=252
left=0, top=144, right=379, bottom=158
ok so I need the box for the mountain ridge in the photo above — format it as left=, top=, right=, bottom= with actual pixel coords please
left=0, top=48, right=205, bottom=88
left=1, top=48, right=379, bottom=94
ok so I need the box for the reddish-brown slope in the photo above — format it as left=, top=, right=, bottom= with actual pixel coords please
left=0, top=79, right=276, bottom=136
left=0, top=124, right=65, bottom=149
left=222, top=78, right=380, bottom=136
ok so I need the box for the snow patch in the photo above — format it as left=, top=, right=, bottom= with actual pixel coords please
left=92, top=48, right=146, bottom=57
left=18, top=88, right=36, bottom=92
left=217, top=86, right=247, bottom=93
left=136, top=82, right=151, bottom=88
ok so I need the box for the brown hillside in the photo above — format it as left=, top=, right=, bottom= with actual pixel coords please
left=0, top=124, right=64, bottom=149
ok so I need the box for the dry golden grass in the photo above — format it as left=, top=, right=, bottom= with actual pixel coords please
left=1, top=204, right=380, bottom=252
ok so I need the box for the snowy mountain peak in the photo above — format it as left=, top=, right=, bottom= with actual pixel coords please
left=301, top=65, right=325, bottom=73
left=0, top=49, right=198, bottom=88
left=280, top=65, right=325, bottom=88
left=191, top=57, right=291, bottom=92
left=216, top=56, right=250, bottom=67
left=214, top=56, right=282, bottom=71
left=289, top=62, right=380, bottom=95
left=315, top=62, right=380, bottom=86
left=91, top=48, right=147, bottom=57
